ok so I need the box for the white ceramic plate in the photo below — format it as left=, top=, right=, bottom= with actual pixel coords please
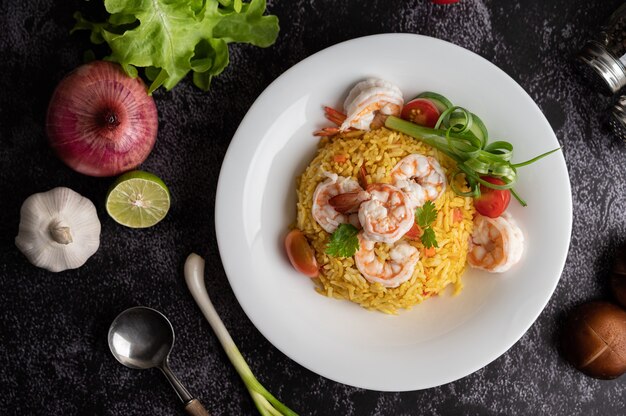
left=215, top=34, right=572, bottom=391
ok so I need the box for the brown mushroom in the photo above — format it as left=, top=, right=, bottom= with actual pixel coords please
left=610, top=244, right=626, bottom=308
left=560, top=301, right=626, bottom=379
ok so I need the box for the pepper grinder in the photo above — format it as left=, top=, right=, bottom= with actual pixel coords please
left=610, top=95, right=626, bottom=141
left=578, top=3, right=626, bottom=140
left=578, top=3, right=626, bottom=95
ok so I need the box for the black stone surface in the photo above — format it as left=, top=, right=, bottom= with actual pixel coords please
left=1, top=0, right=626, bottom=415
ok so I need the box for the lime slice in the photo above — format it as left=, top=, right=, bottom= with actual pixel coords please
left=106, top=171, right=171, bottom=228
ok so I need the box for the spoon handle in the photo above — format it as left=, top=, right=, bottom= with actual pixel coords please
left=185, top=399, right=210, bottom=416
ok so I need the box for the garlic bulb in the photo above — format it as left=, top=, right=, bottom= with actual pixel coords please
left=15, top=187, right=101, bottom=272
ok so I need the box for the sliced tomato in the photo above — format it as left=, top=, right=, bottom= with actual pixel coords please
left=404, top=223, right=423, bottom=240
left=401, top=98, right=441, bottom=128
left=474, top=177, right=511, bottom=218
left=285, top=229, right=319, bottom=277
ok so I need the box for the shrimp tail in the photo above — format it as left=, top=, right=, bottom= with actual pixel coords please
left=329, top=191, right=369, bottom=214
left=314, top=127, right=341, bottom=137
left=324, top=106, right=347, bottom=126
left=358, top=165, right=369, bottom=190
left=370, top=112, right=389, bottom=130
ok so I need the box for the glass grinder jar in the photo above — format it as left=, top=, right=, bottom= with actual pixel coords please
left=578, top=3, right=626, bottom=140
left=578, top=4, right=626, bottom=95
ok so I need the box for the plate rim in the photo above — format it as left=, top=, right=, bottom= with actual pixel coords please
left=215, top=33, right=573, bottom=391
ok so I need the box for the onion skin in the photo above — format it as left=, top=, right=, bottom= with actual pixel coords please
left=560, top=301, right=626, bottom=379
left=46, top=61, right=158, bottom=177
left=611, top=244, right=626, bottom=308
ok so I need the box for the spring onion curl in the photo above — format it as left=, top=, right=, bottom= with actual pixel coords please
left=385, top=109, right=560, bottom=206
left=184, top=253, right=298, bottom=416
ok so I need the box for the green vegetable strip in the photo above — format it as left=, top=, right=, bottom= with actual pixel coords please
left=385, top=114, right=559, bottom=205
left=184, top=254, right=298, bottom=416
left=209, top=319, right=296, bottom=416
left=450, top=175, right=479, bottom=198
left=511, top=148, right=562, bottom=168
left=510, top=188, right=527, bottom=207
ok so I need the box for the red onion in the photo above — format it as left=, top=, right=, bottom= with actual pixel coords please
left=46, top=61, right=158, bottom=177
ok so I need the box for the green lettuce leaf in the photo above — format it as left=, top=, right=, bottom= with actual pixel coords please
left=73, top=0, right=279, bottom=92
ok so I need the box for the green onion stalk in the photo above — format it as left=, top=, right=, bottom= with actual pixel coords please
left=184, top=253, right=298, bottom=416
left=385, top=107, right=560, bottom=206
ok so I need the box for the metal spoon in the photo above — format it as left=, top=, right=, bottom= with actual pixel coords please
left=108, top=306, right=209, bottom=416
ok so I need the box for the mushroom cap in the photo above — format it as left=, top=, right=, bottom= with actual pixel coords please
left=561, top=301, right=626, bottom=379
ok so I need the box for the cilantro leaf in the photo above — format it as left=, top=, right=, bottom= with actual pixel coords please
left=73, top=0, right=279, bottom=92
left=415, top=201, right=437, bottom=228
left=421, top=227, right=439, bottom=249
left=415, top=202, right=438, bottom=248
left=326, top=224, right=360, bottom=257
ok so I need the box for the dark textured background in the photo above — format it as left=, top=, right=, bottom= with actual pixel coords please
left=1, top=0, right=625, bottom=415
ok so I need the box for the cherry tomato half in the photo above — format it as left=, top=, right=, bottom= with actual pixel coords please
left=284, top=229, right=319, bottom=277
left=401, top=98, right=441, bottom=128
left=404, top=223, right=423, bottom=240
left=474, top=177, right=511, bottom=218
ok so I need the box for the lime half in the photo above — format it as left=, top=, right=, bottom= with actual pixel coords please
left=106, top=171, right=171, bottom=228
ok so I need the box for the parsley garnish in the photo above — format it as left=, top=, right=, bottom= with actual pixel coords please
left=415, top=201, right=439, bottom=248
left=421, top=227, right=439, bottom=249
left=326, top=224, right=360, bottom=257
left=416, top=201, right=437, bottom=228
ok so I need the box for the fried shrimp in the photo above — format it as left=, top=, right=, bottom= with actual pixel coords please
left=358, top=183, right=415, bottom=244
left=311, top=171, right=363, bottom=233
left=467, top=212, right=524, bottom=273
left=340, top=78, right=404, bottom=131
left=391, top=154, right=447, bottom=208
left=354, top=232, right=420, bottom=288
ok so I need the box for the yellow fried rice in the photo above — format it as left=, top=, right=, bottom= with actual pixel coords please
left=296, top=127, right=475, bottom=314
